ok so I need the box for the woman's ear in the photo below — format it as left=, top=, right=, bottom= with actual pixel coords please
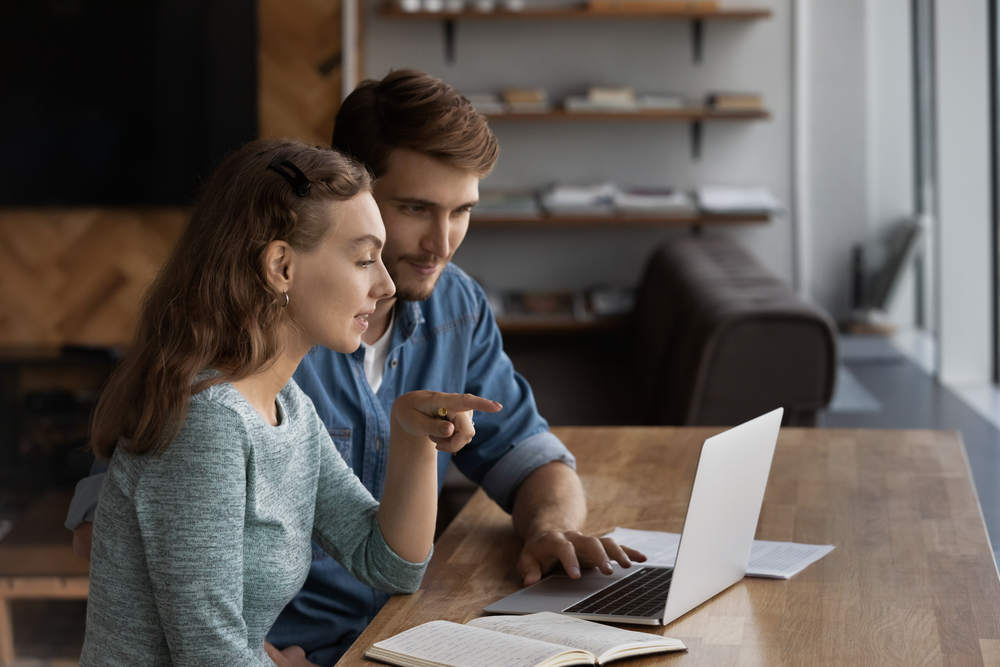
left=263, top=240, right=295, bottom=294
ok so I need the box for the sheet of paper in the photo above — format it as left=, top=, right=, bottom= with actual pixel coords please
left=368, top=620, right=586, bottom=667
left=604, top=527, right=834, bottom=579
left=745, top=539, right=836, bottom=578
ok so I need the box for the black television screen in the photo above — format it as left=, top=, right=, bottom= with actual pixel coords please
left=0, top=0, right=256, bottom=207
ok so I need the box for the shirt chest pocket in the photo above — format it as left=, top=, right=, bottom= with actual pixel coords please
left=327, top=428, right=353, bottom=466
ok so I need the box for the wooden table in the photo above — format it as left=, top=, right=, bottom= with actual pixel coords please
left=338, top=427, right=1000, bottom=666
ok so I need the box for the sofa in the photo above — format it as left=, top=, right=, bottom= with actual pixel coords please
left=632, top=235, right=838, bottom=427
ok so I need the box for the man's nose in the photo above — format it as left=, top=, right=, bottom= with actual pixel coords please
left=421, top=214, right=451, bottom=259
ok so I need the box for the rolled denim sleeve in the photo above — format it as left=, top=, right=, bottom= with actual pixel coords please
left=479, top=431, right=576, bottom=513
left=451, top=277, right=576, bottom=513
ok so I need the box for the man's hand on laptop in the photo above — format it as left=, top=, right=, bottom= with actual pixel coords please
left=517, top=530, right=646, bottom=586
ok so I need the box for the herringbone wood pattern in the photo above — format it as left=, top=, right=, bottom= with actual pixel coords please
left=0, top=209, right=186, bottom=347
left=258, top=0, right=344, bottom=145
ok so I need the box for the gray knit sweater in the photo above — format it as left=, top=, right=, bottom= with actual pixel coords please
left=80, top=378, right=429, bottom=666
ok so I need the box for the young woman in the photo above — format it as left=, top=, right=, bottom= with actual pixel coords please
left=79, top=139, right=500, bottom=666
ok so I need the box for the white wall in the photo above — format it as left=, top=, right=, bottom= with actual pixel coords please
left=801, top=0, right=869, bottom=316
left=797, top=0, right=916, bottom=322
left=868, top=0, right=917, bottom=327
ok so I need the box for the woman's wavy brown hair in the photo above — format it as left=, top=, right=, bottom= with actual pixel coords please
left=90, top=139, right=372, bottom=459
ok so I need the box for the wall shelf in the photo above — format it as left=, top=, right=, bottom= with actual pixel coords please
left=379, top=3, right=771, bottom=63
left=484, top=108, right=768, bottom=122
left=471, top=212, right=769, bottom=228
left=379, top=6, right=771, bottom=21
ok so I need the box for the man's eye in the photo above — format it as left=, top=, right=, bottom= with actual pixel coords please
left=405, top=205, right=424, bottom=213
left=359, top=260, right=376, bottom=268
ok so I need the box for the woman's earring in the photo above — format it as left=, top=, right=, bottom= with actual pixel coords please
left=282, top=292, right=289, bottom=308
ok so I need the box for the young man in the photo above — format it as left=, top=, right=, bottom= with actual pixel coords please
left=67, top=69, right=637, bottom=666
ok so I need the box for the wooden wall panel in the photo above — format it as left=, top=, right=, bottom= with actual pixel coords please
left=258, top=0, right=345, bottom=145
left=0, top=210, right=186, bottom=347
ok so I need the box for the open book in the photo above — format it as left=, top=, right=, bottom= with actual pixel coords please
left=365, top=612, right=685, bottom=667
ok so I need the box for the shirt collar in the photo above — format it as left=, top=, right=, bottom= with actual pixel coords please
left=395, top=300, right=424, bottom=341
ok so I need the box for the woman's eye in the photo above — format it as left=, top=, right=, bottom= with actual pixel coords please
left=359, top=260, right=376, bottom=268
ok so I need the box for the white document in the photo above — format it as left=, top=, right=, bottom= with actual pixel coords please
left=604, top=527, right=834, bottom=579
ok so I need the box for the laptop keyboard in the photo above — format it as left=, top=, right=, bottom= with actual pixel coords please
left=562, top=566, right=673, bottom=618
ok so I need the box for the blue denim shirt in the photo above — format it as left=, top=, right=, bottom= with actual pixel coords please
left=266, top=263, right=575, bottom=664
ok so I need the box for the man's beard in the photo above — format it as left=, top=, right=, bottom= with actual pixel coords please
left=386, top=255, right=441, bottom=302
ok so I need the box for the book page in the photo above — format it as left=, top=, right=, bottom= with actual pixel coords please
left=468, top=612, right=684, bottom=661
left=366, top=620, right=594, bottom=667
left=603, top=527, right=834, bottom=578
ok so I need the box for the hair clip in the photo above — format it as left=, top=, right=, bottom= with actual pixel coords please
left=267, top=159, right=311, bottom=197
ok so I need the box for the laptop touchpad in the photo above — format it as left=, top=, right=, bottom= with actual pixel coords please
left=518, top=567, right=632, bottom=596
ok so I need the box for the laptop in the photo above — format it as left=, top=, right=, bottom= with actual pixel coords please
left=484, top=407, right=783, bottom=626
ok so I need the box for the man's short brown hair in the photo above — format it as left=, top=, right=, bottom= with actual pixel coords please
left=332, top=69, right=499, bottom=178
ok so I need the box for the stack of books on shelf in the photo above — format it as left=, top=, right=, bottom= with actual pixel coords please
left=588, top=0, right=719, bottom=13
left=466, top=92, right=507, bottom=115
left=472, top=190, right=541, bottom=218
left=564, top=87, right=689, bottom=113
left=706, top=91, right=763, bottom=112
left=539, top=183, right=617, bottom=216
left=471, top=184, right=781, bottom=221
left=613, top=187, right=696, bottom=216
left=696, top=185, right=783, bottom=215
left=504, top=87, right=551, bottom=113
left=564, top=86, right=637, bottom=112
left=470, top=86, right=692, bottom=116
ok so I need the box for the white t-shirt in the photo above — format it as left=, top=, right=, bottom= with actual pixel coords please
left=361, top=309, right=395, bottom=393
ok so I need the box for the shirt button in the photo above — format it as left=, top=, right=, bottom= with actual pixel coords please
left=375, top=437, right=382, bottom=451
left=390, top=359, right=398, bottom=368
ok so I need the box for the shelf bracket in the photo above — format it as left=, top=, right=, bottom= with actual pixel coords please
left=690, top=121, right=703, bottom=161
left=691, top=19, right=704, bottom=64
left=444, top=19, right=457, bottom=64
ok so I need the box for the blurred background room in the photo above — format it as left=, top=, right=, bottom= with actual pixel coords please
left=2, top=0, right=1000, bottom=663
